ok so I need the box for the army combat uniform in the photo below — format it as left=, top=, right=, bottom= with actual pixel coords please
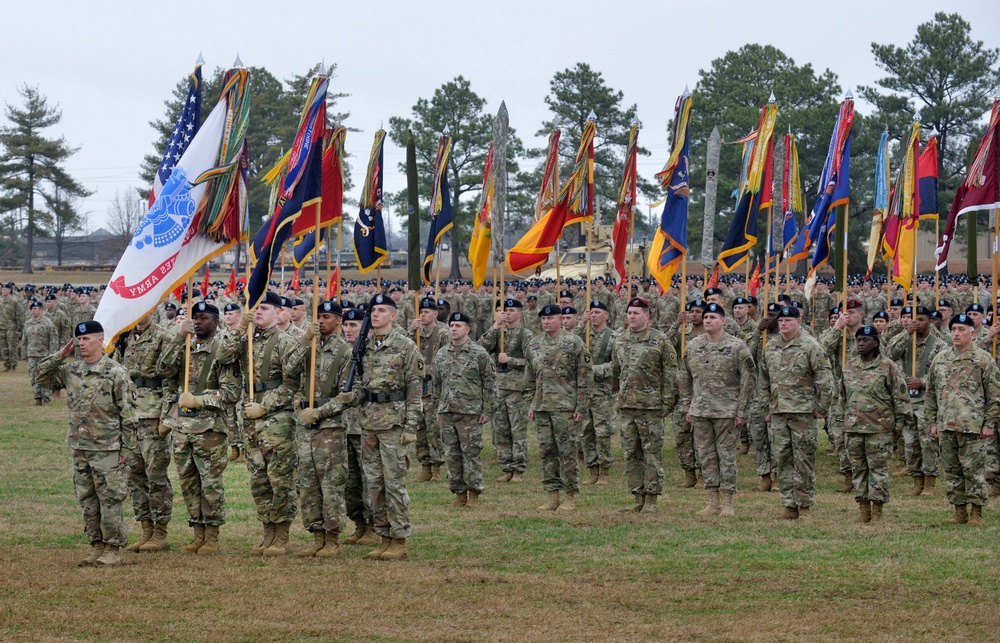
left=412, top=318, right=448, bottom=479
left=0, top=291, right=25, bottom=370
left=480, top=322, right=534, bottom=479
left=580, top=323, right=616, bottom=484
left=22, top=312, right=59, bottom=403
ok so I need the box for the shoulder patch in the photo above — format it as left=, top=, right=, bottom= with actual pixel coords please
left=583, top=353, right=591, bottom=363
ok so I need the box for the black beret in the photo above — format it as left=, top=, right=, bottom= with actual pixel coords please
left=561, top=306, right=577, bottom=315
left=949, top=313, right=975, bottom=329
left=589, top=300, right=608, bottom=311
left=704, top=303, right=726, bottom=317
left=559, top=289, right=572, bottom=299
left=873, top=311, right=889, bottom=321
left=448, top=312, right=472, bottom=325
left=193, top=302, right=219, bottom=317
left=527, top=295, right=538, bottom=301
left=686, top=299, right=708, bottom=311
left=261, top=291, right=284, bottom=308
left=29, top=300, right=42, bottom=309
left=830, top=306, right=842, bottom=316
left=318, top=300, right=343, bottom=316
left=343, top=309, right=364, bottom=321
left=937, top=299, right=953, bottom=308
left=777, top=293, right=791, bottom=302
left=902, top=305, right=931, bottom=316
left=539, top=304, right=562, bottom=317
left=505, top=298, right=523, bottom=309
left=164, top=302, right=178, bottom=310
left=419, top=297, right=438, bottom=310
left=890, top=298, right=904, bottom=307
left=75, top=320, right=103, bottom=337
left=45, top=294, right=57, bottom=301
left=370, top=293, right=396, bottom=308
left=733, top=297, right=750, bottom=306
left=856, top=325, right=879, bottom=339
left=768, top=303, right=781, bottom=313
left=704, top=287, right=723, bottom=297
left=437, top=298, right=449, bottom=308
left=931, top=310, right=943, bottom=320
left=791, top=301, right=803, bottom=309
left=966, top=303, right=986, bottom=314
left=291, top=299, right=305, bottom=307
left=224, top=303, right=241, bottom=313
left=776, top=306, right=800, bottom=319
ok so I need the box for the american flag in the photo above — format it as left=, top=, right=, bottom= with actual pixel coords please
left=149, top=63, right=203, bottom=207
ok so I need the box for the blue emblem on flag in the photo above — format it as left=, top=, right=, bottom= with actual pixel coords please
left=131, top=168, right=196, bottom=249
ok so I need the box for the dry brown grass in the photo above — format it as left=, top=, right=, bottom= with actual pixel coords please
left=1, top=365, right=999, bottom=642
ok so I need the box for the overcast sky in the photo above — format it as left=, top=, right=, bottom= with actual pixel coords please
left=2, top=0, right=997, bottom=232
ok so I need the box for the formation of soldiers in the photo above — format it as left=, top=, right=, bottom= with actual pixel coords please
left=8, top=267, right=1000, bottom=566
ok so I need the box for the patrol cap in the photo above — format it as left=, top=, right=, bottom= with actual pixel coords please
left=164, top=302, right=178, bottom=311
left=966, top=303, right=986, bottom=314
left=873, top=311, right=889, bottom=321
left=419, top=297, right=438, bottom=310
left=559, top=289, right=573, bottom=299
left=949, top=313, right=975, bottom=329
left=629, top=297, right=650, bottom=309
left=224, top=303, right=241, bottom=313
left=370, top=293, right=396, bottom=309
left=539, top=304, right=562, bottom=317
left=856, top=325, right=878, bottom=339
left=776, top=306, right=800, bottom=319
left=343, top=309, right=364, bottom=322
left=29, top=300, right=42, bottom=309
left=505, top=298, right=523, bottom=309
left=590, top=300, right=609, bottom=311
left=703, top=303, right=726, bottom=317
left=75, top=320, right=103, bottom=337
left=845, top=298, right=864, bottom=310
left=261, top=291, right=284, bottom=308
left=561, top=306, right=578, bottom=315
left=448, top=312, right=472, bottom=326
left=704, top=287, right=722, bottom=297
left=192, top=302, right=219, bottom=317
left=317, top=300, right=343, bottom=316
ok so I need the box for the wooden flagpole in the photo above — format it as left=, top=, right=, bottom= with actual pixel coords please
left=182, top=274, right=194, bottom=394
left=841, top=204, right=850, bottom=366
left=308, top=171, right=323, bottom=411
left=680, top=256, right=688, bottom=358
left=992, top=207, right=999, bottom=359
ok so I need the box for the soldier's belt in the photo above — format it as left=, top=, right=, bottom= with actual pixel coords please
left=132, top=377, right=163, bottom=388
left=249, top=380, right=282, bottom=394
left=367, top=390, right=406, bottom=403
left=178, top=408, right=199, bottom=418
left=299, top=398, right=332, bottom=410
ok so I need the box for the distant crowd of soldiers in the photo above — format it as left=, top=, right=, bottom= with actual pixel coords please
left=3, top=268, right=999, bottom=567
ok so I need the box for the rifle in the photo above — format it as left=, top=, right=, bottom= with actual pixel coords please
left=343, top=309, right=372, bottom=393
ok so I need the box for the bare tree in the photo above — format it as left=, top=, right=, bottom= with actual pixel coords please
left=107, top=188, right=144, bottom=255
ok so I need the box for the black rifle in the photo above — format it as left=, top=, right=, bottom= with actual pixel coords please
left=343, top=310, right=372, bottom=393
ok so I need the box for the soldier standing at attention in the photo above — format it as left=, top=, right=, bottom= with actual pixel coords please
left=823, top=298, right=865, bottom=494
left=0, top=282, right=25, bottom=371
left=759, top=306, right=834, bottom=520
left=333, top=294, right=422, bottom=561
left=23, top=300, right=59, bottom=405
left=432, top=312, right=497, bottom=509
left=525, top=304, right=592, bottom=512
left=610, top=297, right=678, bottom=514
left=159, top=302, right=240, bottom=554
left=295, top=301, right=352, bottom=557
left=44, top=294, right=72, bottom=345
left=114, top=312, right=175, bottom=553
left=579, top=300, right=617, bottom=485
left=411, top=297, right=448, bottom=482
left=223, top=302, right=242, bottom=333
left=480, top=298, right=534, bottom=483
left=218, top=291, right=303, bottom=555
left=926, top=314, right=1000, bottom=526
left=677, top=303, right=755, bottom=517
left=37, top=321, right=139, bottom=566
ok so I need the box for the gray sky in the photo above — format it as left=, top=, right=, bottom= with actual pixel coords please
left=2, top=0, right=997, bottom=232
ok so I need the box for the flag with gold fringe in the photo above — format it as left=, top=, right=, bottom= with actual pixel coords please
left=891, top=121, right=922, bottom=291
left=535, top=130, right=561, bottom=222
left=613, top=124, right=639, bottom=286
left=865, top=130, right=891, bottom=278
left=423, top=135, right=453, bottom=284
left=287, top=125, right=346, bottom=269
left=353, top=130, right=389, bottom=273
left=782, top=132, right=803, bottom=256
left=468, top=142, right=494, bottom=288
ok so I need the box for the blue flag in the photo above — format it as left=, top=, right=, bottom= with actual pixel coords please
left=353, top=130, right=388, bottom=273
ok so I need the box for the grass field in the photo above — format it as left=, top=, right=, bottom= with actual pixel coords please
left=1, top=366, right=999, bottom=642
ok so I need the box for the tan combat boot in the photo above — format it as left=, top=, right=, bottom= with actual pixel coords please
left=596, top=466, right=610, bottom=485
left=906, top=475, right=925, bottom=496
left=989, top=481, right=1000, bottom=499
left=181, top=524, right=206, bottom=554
left=797, top=506, right=811, bottom=519
left=620, top=493, right=645, bottom=513
left=126, top=520, right=154, bottom=552
left=430, top=465, right=443, bottom=482
left=495, top=471, right=513, bottom=483
left=252, top=523, right=276, bottom=553
left=342, top=520, right=367, bottom=545
left=357, top=522, right=380, bottom=546
left=924, top=476, right=937, bottom=495
left=510, top=472, right=524, bottom=483
left=380, top=538, right=408, bottom=561
left=756, top=474, right=773, bottom=492
left=297, top=531, right=325, bottom=557
left=695, top=469, right=705, bottom=489
left=696, top=490, right=721, bottom=516
left=316, top=532, right=341, bottom=558
left=466, top=491, right=480, bottom=509
left=77, top=542, right=104, bottom=567
left=968, top=504, right=984, bottom=526
left=368, top=535, right=392, bottom=560
left=870, top=500, right=884, bottom=523
left=581, top=466, right=599, bottom=485
left=537, top=490, right=560, bottom=511
left=452, top=491, right=468, bottom=508
left=263, top=522, right=292, bottom=556
left=738, top=442, right=750, bottom=455
left=556, top=493, right=575, bottom=512
left=780, top=506, right=799, bottom=520
left=197, top=525, right=219, bottom=555
left=94, top=545, right=122, bottom=567
left=856, top=498, right=872, bottom=524
left=139, top=522, right=170, bottom=552
left=416, top=464, right=433, bottom=482
left=943, top=504, right=968, bottom=525
left=720, top=492, right=735, bottom=517
left=679, top=470, right=697, bottom=488
left=640, top=494, right=657, bottom=514
left=836, top=472, right=853, bottom=493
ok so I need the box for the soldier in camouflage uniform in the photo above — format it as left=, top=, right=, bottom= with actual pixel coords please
left=113, top=312, right=176, bottom=552
left=43, top=295, right=72, bottom=345
left=0, top=282, right=25, bottom=371
left=579, top=300, right=617, bottom=485
left=746, top=303, right=781, bottom=491
left=843, top=326, right=914, bottom=523
left=432, top=312, right=497, bottom=508
left=610, top=297, right=678, bottom=513
left=411, top=297, right=448, bottom=482
left=480, top=298, right=534, bottom=482
left=339, top=309, right=377, bottom=546
left=22, top=301, right=59, bottom=404
left=677, top=303, right=755, bottom=517
left=926, top=314, right=1000, bottom=526
left=37, top=321, right=140, bottom=567
left=295, top=301, right=352, bottom=557
left=759, top=306, right=834, bottom=519
left=218, top=291, right=304, bottom=555
left=525, top=304, right=593, bottom=512
left=823, top=298, right=865, bottom=493
left=668, top=300, right=707, bottom=487
left=158, top=302, right=241, bottom=554
left=72, top=291, right=96, bottom=329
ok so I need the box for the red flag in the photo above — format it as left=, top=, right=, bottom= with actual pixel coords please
left=325, top=266, right=340, bottom=300
left=613, top=126, right=639, bottom=285
left=225, top=268, right=238, bottom=297
left=290, top=268, right=300, bottom=294
left=917, top=136, right=939, bottom=220
left=748, top=264, right=761, bottom=296
left=706, top=264, right=721, bottom=288
left=200, top=264, right=210, bottom=299
left=172, top=283, right=184, bottom=302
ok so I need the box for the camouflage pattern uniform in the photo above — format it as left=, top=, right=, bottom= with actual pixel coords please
left=677, top=333, right=755, bottom=494
left=479, top=324, right=534, bottom=474
left=842, top=353, right=914, bottom=503
left=525, top=329, right=593, bottom=495
left=924, top=345, right=1000, bottom=509
left=759, top=329, right=834, bottom=511
left=114, top=323, right=175, bottom=527
left=412, top=321, right=448, bottom=469
left=820, top=328, right=858, bottom=478
left=343, top=404, right=371, bottom=526
left=22, top=314, right=59, bottom=402
left=432, top=338, right=498, bottom=496
left=886, top=330, right=946, bottom=481
left=0, top=292, right=24, bottom=370
left=747, top=325, right=780, bottom=477
left=47, top=305, right=72, bottom=345
left=581, top=325, right=617, bottom=472
left=158, top=331, right=241, bottom=527
left=610, top=326, right=678, bottom=497
left=37, top=351, right=140, bottom=548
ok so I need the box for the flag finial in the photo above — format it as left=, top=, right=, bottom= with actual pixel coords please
left=318, top=59, right=326, bottom=76
left=683, top=85, right=690, bottom=97
left=442, top=125, right=450, bottom=136
left=587, top=109, right=597, bottom=122
left=195, top=52, right=205, bottom=66
left=233, top=53, right=244, bottom=68
left=768, top=90, right=776, bottom=104
left=845, top=87, right=853, bottom=100
left=914, top=110, right=922, bottom=123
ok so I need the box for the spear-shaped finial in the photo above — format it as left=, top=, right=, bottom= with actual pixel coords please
left=914, top=109, right=922, bottom=123
left=233, top=53, right=244, bottom=68
left=683, top=85, right=691, bottom=97
left=768, top=90, right=776, bottom=104
left=443, top=125, right=451, bottom=137
left=845, top=87, right=854, bottom=100
left=587, top=109, right=597, bottom=121
left=318, top=59, right=327, bottom=76
left=196, top=52, right=205, bottom=66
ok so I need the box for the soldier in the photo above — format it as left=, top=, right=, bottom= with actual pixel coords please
left=926, top=314, right=1000, bottom=526
left=114, top=312, right=175, bottom=552
left=218, top=291, right=303, bottom=555
left=432, top=312, right=497, bottom=508
left=37, top=321, right=140, bottom=566
left=842, top=326, right=914, bottom=523
left=0, top=282, right=25, bottom=371
left=411, top=297, right=448, bottom=482
left=759, top=306, right=834, bottom=519
left=223, top=302, right=242, bottom=332
left=669, top=299, right=708, bottom=486
left=579, top=300, right=616, bottom=485
left=677, top=303, right=755, bottom=517
left=611, top=297, right=678, bottom=513
left=44, top=294, right=72, bottom=345
left=525, top=304, right=593, bottom=511
left=22, top=300, right=59, bottom=404
left=276, top=297, right=305, bottom=340
left=159, top=302, right=241, bottom=554
left=747, top=303, right=781, bottom=491
left=73, top=290, right=96, bottom=328
left=479, top=298, right=534, bottom=483
left=824, top=298, right=866, bottom=493
left=295, top=300, right=352, bottom=557
left=522, top=295, right=541, bottom=335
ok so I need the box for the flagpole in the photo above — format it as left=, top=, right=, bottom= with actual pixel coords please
left=626, top=206, right=636, bottom=293
left=308, top=165, right=323, bottom=411
left=336, top=218, right=343, bottom=303
left=934, top=217, right=940, bottom=306
left=680, top=256, right=688, bottom=358
left=912, top=234, right=919, bottom=375
left=183, top=274, right=193, bottom=395
left=841, top=203, right=849, bottom=366
left=244, top=238, right=255, bottom=406
left=499, top=259, right=507, bottom=353
left=586, top=207, right=593, bottom=349
left=992, top=207, right=999, bottom=359
left=414, top=290, right=421, bottom=351
left=764, top=204, right=773, bottom=307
